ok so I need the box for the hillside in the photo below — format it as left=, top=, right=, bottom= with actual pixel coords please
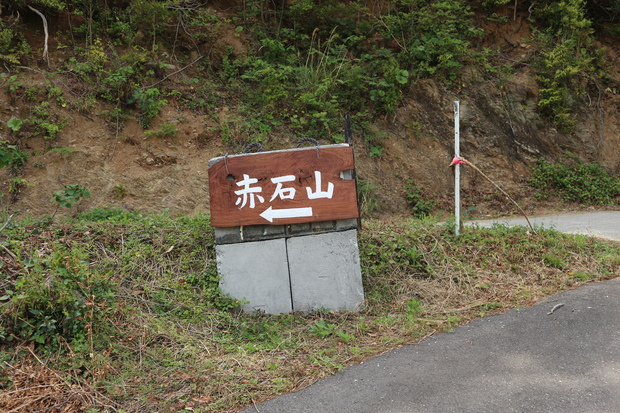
left=1, top=0, right=620, bottom=219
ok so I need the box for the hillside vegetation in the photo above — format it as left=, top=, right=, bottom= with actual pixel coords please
left=0, top=0, right=619, bottom=217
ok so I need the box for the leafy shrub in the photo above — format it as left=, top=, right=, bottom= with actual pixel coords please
left=29, top=101, right=68, bottom=139
left=51, top=184, right=91, bottom=209
left=531, top=0, right=601, bottom=131
left=131, top=87, right=167, bottom=128
left=1, top=246, right=116, bottom=348
left=0, top=21, right=30, bottom=64
left=405, top=179, right=438, bottom=218
left=529, top=157, right=620, bottom=204
left=0, top=141, right=28, bottom=171
left=381, top=0, right=483, bottom=81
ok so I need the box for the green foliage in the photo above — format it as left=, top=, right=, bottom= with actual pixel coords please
left=0, top=213, right=235, bottom=351
left=0, top=247, right=116, bottom=348
left=0, top=21, right=30, bottom=64
left=405, top=179, right=438, bottom=218
left=112, top=184, right=128, bottom=200
left=361, top=227, right=430, bottom=306
left=310, top=318, right=336, bottom=339
left=543, top=253, right=566, bottom=269
left=365, top=49, right=410, bottom=112
left=47, top=146, right=78, bottom=159
left=144, top=122, right=178, bottom=138
left=7, top=117, right=24, bottom=132
left=381, top=0, right=483, bottom=81
left=0, top=141, right=28, bottom=171
left=0, top=141, right=11, bottom=168
left=529, top=157, right=620, bottom=205
left=2, top=213, right=620, bottom=409
left=535, top=38, right=591, bottom=132
left=29, top=101, right=68, bottom=139
left=131, top=87, right=167, bottom=128
left=531, top=0, right=600, bottom=131
left=406, top=298, right=424, bottom=316
left=8, top=177, right=32, bottom=197
left=130, top=0, right=174, bottom=49
left=4, top=74, right=23, bottom=101
left=77, top=206, right=139, bottom=222
left=51, top=184, right=91, bottom=209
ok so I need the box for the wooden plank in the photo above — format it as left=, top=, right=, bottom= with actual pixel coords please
left=208, top=146, right=359, bottom=227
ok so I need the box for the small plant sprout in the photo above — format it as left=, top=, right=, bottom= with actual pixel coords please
left=7, top=117, right=24, bottom=132
left=50, top=184, right=91, bottom=219
left=113, top=183, right=128, bottom=199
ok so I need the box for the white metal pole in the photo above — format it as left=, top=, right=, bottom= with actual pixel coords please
left=454, top=101, right=460, bottom=236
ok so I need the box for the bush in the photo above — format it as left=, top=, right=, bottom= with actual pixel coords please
left=529, top=157, right=620, bottom=205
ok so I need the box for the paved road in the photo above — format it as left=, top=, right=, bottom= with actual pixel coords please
left=466, top=211, right=620, bottom=241
left=244, top=212, right=620, bottom=413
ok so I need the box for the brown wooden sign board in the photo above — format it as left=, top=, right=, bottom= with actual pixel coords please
left=208, top=145, right=359, bottom=227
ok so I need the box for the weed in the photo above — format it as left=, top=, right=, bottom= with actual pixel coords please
left=131, top=87, right=167, bottom=128
left=405, top=179, right=438, bottom=218
left=112, top=184, right=128, bottom=200
left=5, top=75, right=23, bottom=101
left=8, top=177, right=33, bottom=202
left=77, top=206, right=140, bottom=222
left=29, top=101, right=68, bottom=139
left=357, top=179, right=379, bottom=217
left=47, top=147, right=78, bottom=159
left=310, top=318, right=336, bottom=339
left=50, top=184, right=91, bottom=218
left=543, top=253, right=566, bottom=269
left=368, top=144, right=384, bottom=158
left=144, top=122, right=178, bottom=139
left=1, top=215, right=619, bottom=411
left=335, top=330, right=355, bottom=344
left=406, top=298, right=424, bottom=316
left=7, top=117, right=24, bottom=132
left=0, top=141, right=28, bottom=172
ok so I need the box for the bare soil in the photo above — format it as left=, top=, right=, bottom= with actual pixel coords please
left=2, top=5, right=620, bottom=221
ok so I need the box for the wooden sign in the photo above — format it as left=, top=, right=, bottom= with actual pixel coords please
left=208, top=145, right=359, bottom=227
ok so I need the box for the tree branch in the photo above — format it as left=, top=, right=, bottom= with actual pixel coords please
left=27, top=5, right=49, bottom=64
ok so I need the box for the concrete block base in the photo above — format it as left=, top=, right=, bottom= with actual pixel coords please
left=216, top=230, right=364, bottom=313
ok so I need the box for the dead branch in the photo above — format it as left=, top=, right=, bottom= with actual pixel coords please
left=26, top=6, right=49, bottom=64
left=0, top=213, right=14, bottom=233
left=141, top=54, right=205, bottom=90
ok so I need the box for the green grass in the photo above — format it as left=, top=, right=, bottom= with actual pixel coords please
left=0, top=212, right=619, bottom=412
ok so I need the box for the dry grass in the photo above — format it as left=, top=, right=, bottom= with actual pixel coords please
left=1, top=217, right=619, bottom=412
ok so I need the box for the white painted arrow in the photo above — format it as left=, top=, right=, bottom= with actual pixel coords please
left=260, top=206, right=313, bottom=223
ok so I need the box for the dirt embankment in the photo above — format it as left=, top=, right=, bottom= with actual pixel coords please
left=2, top=5, right=620, bottom=220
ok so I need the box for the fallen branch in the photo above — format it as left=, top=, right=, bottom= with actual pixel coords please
left=0, top=213, right=14, bottom=233
left=141, top=55, right=205, bottom=90
left=27, top=6, right=49, bottom=64
left=450, top=156, right=536, bottom=233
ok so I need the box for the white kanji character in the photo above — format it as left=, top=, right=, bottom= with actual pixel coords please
left=234, top=174, right=264, bottom=209
left=306, top=171, right=334, bottom=199
left=269, top=175, right=296, bottom=202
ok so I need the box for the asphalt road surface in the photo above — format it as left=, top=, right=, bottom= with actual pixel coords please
left=466, top=211, right=620, bottom=241
left=243, top=212, right=620, bottom=413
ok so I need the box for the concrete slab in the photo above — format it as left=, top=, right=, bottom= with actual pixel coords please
left=217, top=239, right=292, bottom=313
left=287, top=230, right=364, bottom=312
